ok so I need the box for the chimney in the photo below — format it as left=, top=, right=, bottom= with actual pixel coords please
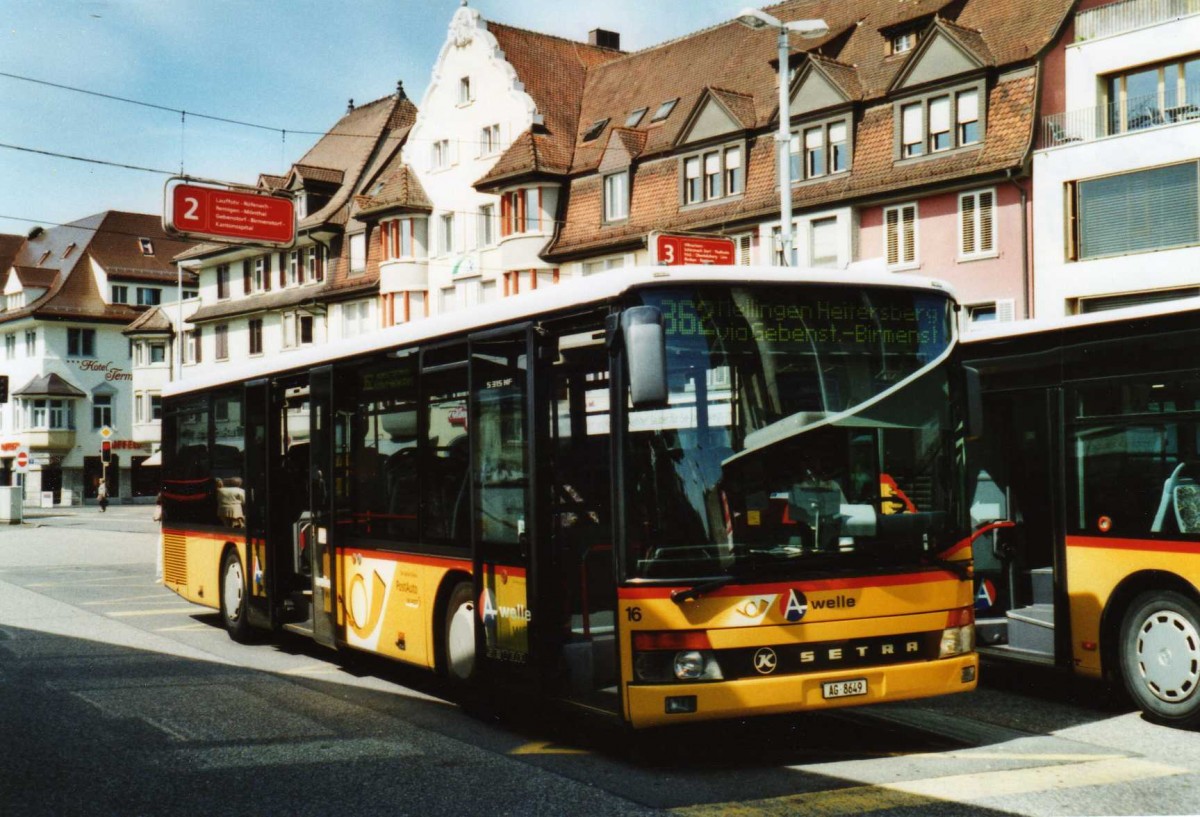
left=588, top=28, right=620, bottom=50
left=347, top=98, right=355, bottom=113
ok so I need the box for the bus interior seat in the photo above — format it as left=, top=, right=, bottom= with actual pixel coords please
left=1151, top=462, right=1192, bottom=533
left=1175, top=484, right=1200, bottom=534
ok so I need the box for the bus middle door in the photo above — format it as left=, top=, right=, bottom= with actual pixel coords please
left=470, top=327, right=540, bottom=681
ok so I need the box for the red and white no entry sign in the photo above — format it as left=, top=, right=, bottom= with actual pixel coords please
left=14, top=450, right=29, bottom=470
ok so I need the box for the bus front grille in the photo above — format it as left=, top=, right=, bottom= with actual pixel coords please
left=163, top=533, right=187, bottom=586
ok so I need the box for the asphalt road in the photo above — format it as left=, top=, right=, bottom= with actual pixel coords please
left=2, top=507, right=1198, bottom=816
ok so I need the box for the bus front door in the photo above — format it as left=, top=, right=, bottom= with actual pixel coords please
left=243, top=378, right=273, bottom=630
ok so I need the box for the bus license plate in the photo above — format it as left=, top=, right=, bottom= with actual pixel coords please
left=822, top=679, right=867, bottom=699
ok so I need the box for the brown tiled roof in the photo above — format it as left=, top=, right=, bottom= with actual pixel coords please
left=0, top=234, right=22, bottom=274
left=13, top=372, right=86, bottom=398
left=355, top=161, right=433, bottom=216
left=123, top=306, right=174, bottom=335
left=258, top=174, right=287, bottom=190
left=472, top=22, right=624, bottom=189
left=543, top=0, right=1071, bottom=258
left=0, top=211, right=198, bottom=326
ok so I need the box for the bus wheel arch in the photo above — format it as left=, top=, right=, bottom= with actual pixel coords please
left=435, top=572, right=476, bottom=685
left=1104, top=571, right=1200, bottom=728
left=219, top=544, right=254, bottom=643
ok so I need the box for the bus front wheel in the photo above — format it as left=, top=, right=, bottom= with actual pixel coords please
left=1119, top=590, right=1200, bottom=728
left=443, top=582, right=477, bottom=685
left=220, top=549, right=253, bottom=643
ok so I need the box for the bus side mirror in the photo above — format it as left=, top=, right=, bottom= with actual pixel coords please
left=621, top=306, right=668, bottom=408
left=964, top=366, right=983, bottom=441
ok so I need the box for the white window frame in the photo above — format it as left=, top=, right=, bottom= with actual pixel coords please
left=884, top=203, right=919, bottom=270
left=959, top=188, right=997, bottom=260
left=603, top=171, right=629, bottom=222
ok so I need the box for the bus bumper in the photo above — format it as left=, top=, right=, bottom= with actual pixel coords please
left=626, top=654, right=978, bottom=728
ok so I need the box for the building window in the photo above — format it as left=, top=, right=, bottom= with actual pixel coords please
left=790, top=120, right=849, bottom=181
left=25, top=398, right=72, bottom=431
left=959, top=189, right=996, bottom=259
left=4, top=334, right=14, bottom=359
left=350, top=233, right=366, bottom=273
left=431, top=139, right=452, bottom=170
left=897, top=83, right=984, bottom=159
left=6, top=292, right=24, bottom=311
left=440, top=213, right=455, bottom=255
left=884, top=203, right=918, bottom=269
left=111, top=285, right=128, bottom=304
left=582, top=256, right=625, bottom=276
left=652, top=98, right=679, bottom=122
left=480, top=123, right=501, bottom=156
left=137, top=287, right=161, bottom=306
left=287, top=251, right=300, bottom=286
left=1107, top=55, right=1200, bottom=133
left=183, top=328, right=201, bottom=364
left=478, top=204, right=495, bottom=247
left=1068, top=162, right=1199, bottom=261
left=501, top=188, right=545, bottom=236
left=502, top=269, right=558, bottom=296
left=283, top=312, right=315, bottom=348
left=625, top=107, right=649, bottom=128
left=139, top=238, right=154, bottom=255
left=216, top=264, right=230, bottom=299
left=891, top=31, right=916, bottom=55
left=93, top=395, right=113, bottom=429
left=459, top=76, right=472, bottom=105
left=305, top=245, right=324, bottom=283
left=682, top=142, right=744, bottom=205
left=248, top=319, right=263, bottom=355
left=603, top=171, right=629, bottom=222
left=215, top=324, right=229, bottom=360
left=67, top=328, right=96, bottom=357
left=342, top=301, right=373, bottom=338
left=582, top=118, right=609, bottom=142
left=253, top=256, right=267, bottom=292
left=149, top=342, right=166, bottom=364
left=24, top=329, right=36, bottom=357
left=809, top=217, right=838, bottom=268
left=150, top=394, right=163, bottom=421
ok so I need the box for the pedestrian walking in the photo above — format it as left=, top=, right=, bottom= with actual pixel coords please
left=96, top=478, right=108, bottom=513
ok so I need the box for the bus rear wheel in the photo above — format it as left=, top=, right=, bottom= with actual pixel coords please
left=220, top=549, right=253, bottom=644
left=443, top=582, right=477, bottom=685
left=1119, top=590, right=1200, bottom=728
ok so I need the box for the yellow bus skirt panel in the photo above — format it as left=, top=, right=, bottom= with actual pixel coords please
left=162, top=528, right=241, bottom=612
left=1066, top=536, right=1200, bottom=678
left=339, top=548, right=472, bottom=669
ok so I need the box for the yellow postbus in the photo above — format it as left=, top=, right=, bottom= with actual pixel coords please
left=965, top=301, right=1200, bottom=728
left=161, top=267, right=979, bottom=728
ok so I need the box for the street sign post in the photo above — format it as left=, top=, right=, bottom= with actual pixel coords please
left=164, top=178, right=296, bottom=248
left=650, top=232, right=737, bottom=266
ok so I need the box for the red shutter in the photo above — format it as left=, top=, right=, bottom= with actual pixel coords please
left=264, top=253, right=272, bottom=291
left=242, top=260, right=252, bottom=294
left=278, top=252, right=287, bottom=288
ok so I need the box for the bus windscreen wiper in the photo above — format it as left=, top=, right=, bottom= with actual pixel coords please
left=670, top=574, right=735, bottom=605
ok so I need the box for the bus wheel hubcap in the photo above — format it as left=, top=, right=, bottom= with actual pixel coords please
left=447, top=602, right=475, bottom=680
left=224, top=561, right=243, bottom=621
left=1136, top=609, right=1200, bottom=703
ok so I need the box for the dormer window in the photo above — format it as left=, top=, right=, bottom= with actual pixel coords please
left=651, top=98, right=679, bottom=122
left=63, top=243, right=76, bottom=260
left=625, top=107, right=648, bottom=128
left=582, top=118, right=609, bottom=143
left=681, top=142, right=745, bottom=206
left=138, top=238, right=154, bottom=255
left=891, top=31, right=917, bottom=55
left=37, top=251, right=51, bottom=266
left=789, top=117, right=851, bottom=181
left=896, top=81, right=984, bottom=160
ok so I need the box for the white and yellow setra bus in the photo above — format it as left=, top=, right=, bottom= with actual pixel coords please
left=161, top=267, right=980, bottom=728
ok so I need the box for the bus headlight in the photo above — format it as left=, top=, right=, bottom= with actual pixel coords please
left=633, top=631, right=724, bottom=682
left=940, top=607, right=976, bottom=658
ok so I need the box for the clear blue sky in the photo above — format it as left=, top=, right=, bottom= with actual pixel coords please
left=0, top=0, right=744, bottom=238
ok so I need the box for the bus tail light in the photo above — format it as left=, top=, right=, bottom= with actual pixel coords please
left=633, top=630, right=724, bottom=682
left=940, top=606, right=975, bottom=658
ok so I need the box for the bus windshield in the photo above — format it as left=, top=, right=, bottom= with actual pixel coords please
left=623, top=284, right=961, bottom=581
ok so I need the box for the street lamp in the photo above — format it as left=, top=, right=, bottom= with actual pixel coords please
left=736, top=8, right=829, bottom=266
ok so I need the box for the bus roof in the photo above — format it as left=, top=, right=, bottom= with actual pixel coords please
left=962, top=296, right=1200, bottom=346
left=164, top=265, right=955, bottom=399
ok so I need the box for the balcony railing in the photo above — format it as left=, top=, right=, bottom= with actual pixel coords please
left=1076, top=0, right=1200, bottom=42
left=1040, top=87, right=1200, bottom=148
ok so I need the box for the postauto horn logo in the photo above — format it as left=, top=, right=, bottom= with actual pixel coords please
left=780, top=589, right=808, bottom=622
